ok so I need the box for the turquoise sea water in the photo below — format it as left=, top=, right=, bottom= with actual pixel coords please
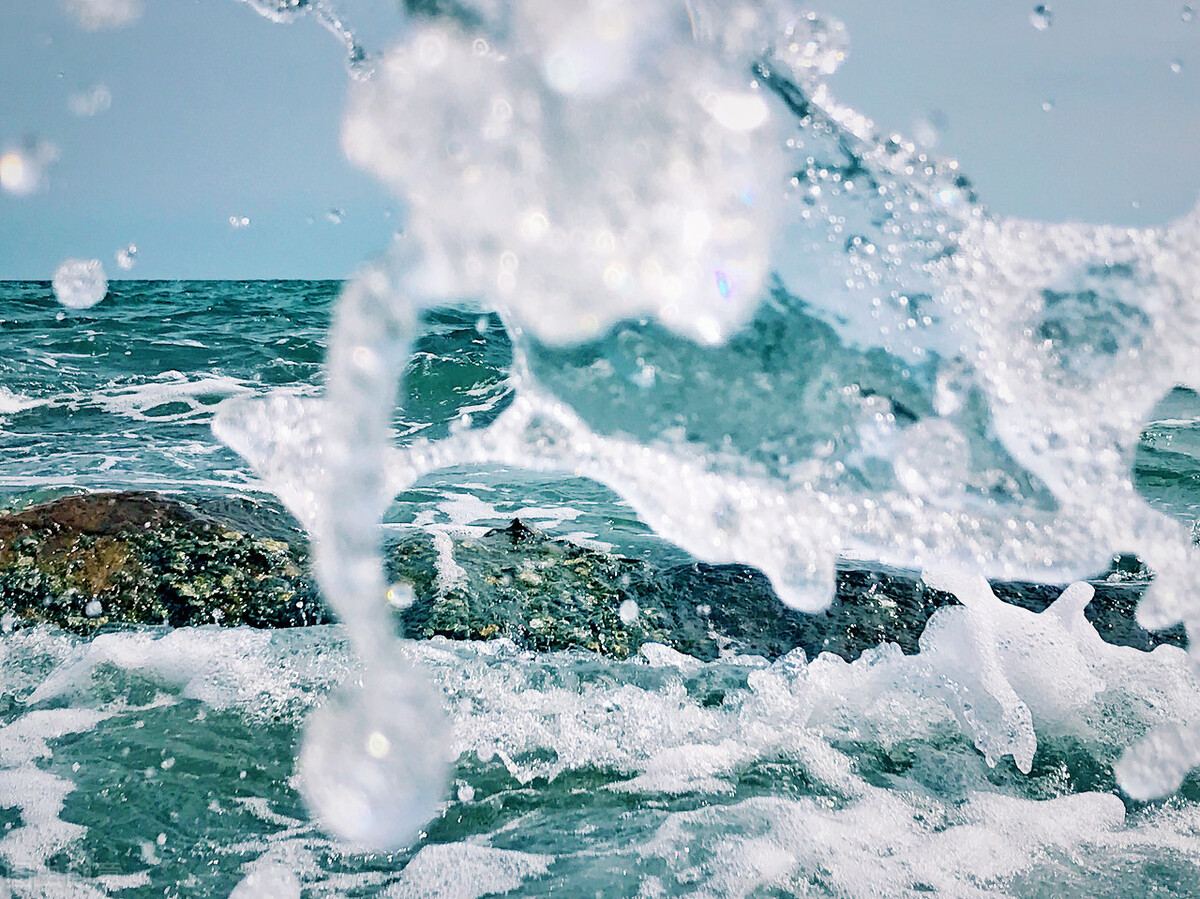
left=2, top=280, right=1200, bottom=896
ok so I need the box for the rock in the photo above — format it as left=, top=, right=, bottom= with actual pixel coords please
left=391, top=519, right=673, bottom=658
left=0, top=493, right=1183, bottom=661
left=390, top=519, right=1184, bottom=661
left=0, top=491, right=325, bottom=632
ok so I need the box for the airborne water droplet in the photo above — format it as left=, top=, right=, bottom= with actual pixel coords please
left=116, top=243, right=138, bottom=270
left=1030, top=4, right=1053, bottom=30
left=1170, top=59, right=1184, bottom=74
left=52, top=259, right=108, bottom=310
left=1183, top=6, right=1194, bottom=23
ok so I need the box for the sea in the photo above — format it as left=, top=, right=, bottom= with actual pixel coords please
left=5, top=0, right=1200, bottom=896
left=0, top=278, right=1199, bottom=897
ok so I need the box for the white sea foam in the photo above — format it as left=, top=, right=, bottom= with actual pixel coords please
left=0, top=604, right=1194, bottom=893
left=0, top=388, right=46, bottom=418
left=383, top=843, right=553, bottom=898
left=93, top=373, right=256, bottom=423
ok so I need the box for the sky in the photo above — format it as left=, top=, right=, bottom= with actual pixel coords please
left=0, top=0, right=1197, bottom=279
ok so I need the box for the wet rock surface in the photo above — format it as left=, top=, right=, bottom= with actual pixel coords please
left=0, top=491, right=325, bottom=631
left=390, top=520, right=1185, bottom=661
left=0, top=492, right=1184, bottom=660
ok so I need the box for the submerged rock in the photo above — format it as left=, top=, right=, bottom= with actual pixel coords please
left=0, top=491, right=324, bottom=631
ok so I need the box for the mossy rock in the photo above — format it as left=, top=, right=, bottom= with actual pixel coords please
left=0, top=491, right=325, bottom=632
left=0, top=492, right=1181, bottom=661
left=390, top=519, right=1184, bottom=661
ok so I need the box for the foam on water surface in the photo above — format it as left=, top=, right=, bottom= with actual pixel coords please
left=0, top=607, right=1195, bottom=894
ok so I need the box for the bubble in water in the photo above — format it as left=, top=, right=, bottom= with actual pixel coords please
left=1030, top=4, right=1053, bottom=30
left=229, top=215, right=252, bottom=229
left=65, top=0, right=144, bottom=30
left=52, top=259, right=108, bottom=309
left=68, top=83, right=112, bottom=117
left=618, top=598, right=639, bottom=624
left=299, top=660, right=451, bottom=850
left=1170, top=59, right=1184, bottom=74
left=115, top=243, right=138, bottom=271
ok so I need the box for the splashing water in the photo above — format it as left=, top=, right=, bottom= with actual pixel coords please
left=238, top=0, right=375, bottom=77
left=213, top=0, right=1200, bottom=849
left=51, top=258, right=108, bottom=310
left=115, top=243, right=138, bottom=271
left=64, top=0, right=144, bottom=31
left=67, top=83, right=113, bottom=118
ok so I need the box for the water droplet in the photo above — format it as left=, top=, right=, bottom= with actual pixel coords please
left=116, top=243, right=138, bottom=271
left=384, top=582, right=414, bottom=608
left=1170, top=59, right=1184, bottom=74
left=618, top=599, right=639, bottom=624
left=457, top=783, right=476, bottom=802
left=299, top=662, right=450, bottom=849
left=68, top=83, right=112, bottom=117
left=1041, top=99, right=1055, bottom=112
left=326, top=208, right=345, bottom=224
left=1030, top=4, right=1053, bottom=30
left=0, top=140, right=58, bottom=196
left=52, top=259, right=108, bottom=309
left=65, top=0, right=144, bottom=31
left=1183, top=6, right=1195, bottom=23
left=778, top=12, right=849, bottom=80
left=84, top=599, right=104, bottom=618
left=229, top=215, right=251, bottom=229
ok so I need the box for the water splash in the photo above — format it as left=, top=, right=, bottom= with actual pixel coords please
left=51, top=259, right=108, bottom=310
left=1030, top=4, right=1054, bottom=31
left=238, top=0, right=375, bottom=79
left=64, top=0, right=143, bottom=30
left=115, top=243, right=138, bottom=271
left=215, top=0, right=1200, bottom=844
left=67, top=84, right=113, bottom=118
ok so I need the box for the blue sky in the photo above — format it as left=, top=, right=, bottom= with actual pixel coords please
left=0, top=0, right=1196, bottom=279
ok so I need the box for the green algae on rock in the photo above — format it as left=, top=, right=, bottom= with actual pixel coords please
left=391, top=519, right=674, bottom=659
left=0, top=491, right=325, bottom=632
left=0, top=493, right=1181, bottom=661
